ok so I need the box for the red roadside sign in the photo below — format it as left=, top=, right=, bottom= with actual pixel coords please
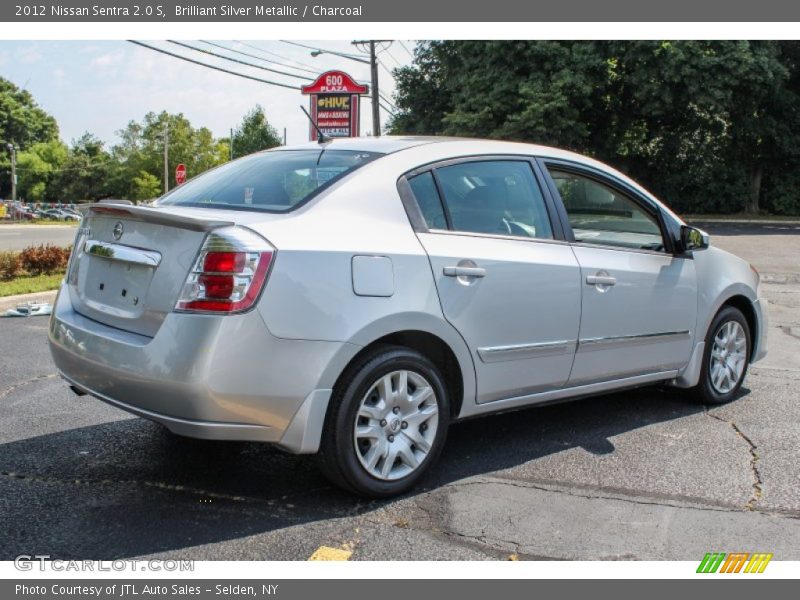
left=175, top=163, right=187, bottom=185
left=301, top=71, right=368, bottom=141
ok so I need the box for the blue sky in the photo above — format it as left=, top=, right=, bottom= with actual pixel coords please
left=0, top=40, right=413, bottom=147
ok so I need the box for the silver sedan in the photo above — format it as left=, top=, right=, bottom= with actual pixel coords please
left=48, top=137, right=767, bottom=497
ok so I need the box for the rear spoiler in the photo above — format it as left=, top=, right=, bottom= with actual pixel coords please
left=79, top=203, right=235, bottom=232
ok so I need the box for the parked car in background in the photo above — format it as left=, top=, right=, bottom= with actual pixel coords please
left=43, top=209, right=81, bottom=221
left=49, top=137, right=768, bottom=497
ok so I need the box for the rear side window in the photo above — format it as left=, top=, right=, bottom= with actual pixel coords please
left=408, top=171, right=447, bottom=229
left=158, top=149, right=381, bottom=213
left=434, top=161, right=553, bottom=239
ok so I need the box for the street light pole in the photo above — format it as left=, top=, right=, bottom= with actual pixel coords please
left=163, top=123, right=169, bottom=194
left=7, top=143, right=17, bottom=203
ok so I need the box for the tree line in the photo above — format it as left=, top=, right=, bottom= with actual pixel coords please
left=389, top=41, right=800, bottom=215
left=0, top=76, right=282, bottom=204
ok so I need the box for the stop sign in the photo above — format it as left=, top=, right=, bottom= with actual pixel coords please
left=175, top=163, right=187, bottom=185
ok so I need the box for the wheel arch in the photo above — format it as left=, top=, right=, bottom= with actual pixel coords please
left=719, top=294, right=759, bottom=361
left=334, top=314, right=477, bottom=420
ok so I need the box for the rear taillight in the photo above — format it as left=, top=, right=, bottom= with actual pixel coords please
left=175, top=227, right=274, bottom=313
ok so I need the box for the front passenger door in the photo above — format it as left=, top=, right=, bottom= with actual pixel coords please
left=544, top=165, right=697, bottom=385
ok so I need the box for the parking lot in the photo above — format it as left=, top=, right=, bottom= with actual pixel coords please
left=1, top=222, right=799, bottom=561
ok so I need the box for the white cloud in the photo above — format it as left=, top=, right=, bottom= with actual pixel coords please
left=91, top=49, right=125, bottom=68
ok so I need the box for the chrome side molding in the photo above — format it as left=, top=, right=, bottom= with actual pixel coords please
left=84, top=240, right=162, bottom=268
left=478, top=340, right=574, bottom=363
left=578, top=329, right=691, bottom=352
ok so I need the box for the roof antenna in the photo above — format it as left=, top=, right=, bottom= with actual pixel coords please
left=300, top=105, right=332, bottom=144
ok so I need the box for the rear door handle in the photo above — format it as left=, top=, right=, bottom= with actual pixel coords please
left=586, top=274, right=616, bottom=286
left=444, top=266, right=487, bottom=278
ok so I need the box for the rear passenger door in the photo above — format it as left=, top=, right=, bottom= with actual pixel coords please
left=400, top=157, right=582, bottom=404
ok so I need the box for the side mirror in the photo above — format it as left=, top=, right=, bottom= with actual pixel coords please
left=680, top=225, right=709, bottom=252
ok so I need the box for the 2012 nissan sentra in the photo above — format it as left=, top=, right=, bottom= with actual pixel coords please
left=48, top=137, right=767, bottom=497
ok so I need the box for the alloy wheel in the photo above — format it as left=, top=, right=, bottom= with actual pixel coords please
left=709, top=320, right=748, bottom=395
left=353, top=369, right=439, bottom=481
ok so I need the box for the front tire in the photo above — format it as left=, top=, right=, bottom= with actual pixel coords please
left=318, top=345, right=450, bottom=497
left=694, top=306, right=751, bottom=404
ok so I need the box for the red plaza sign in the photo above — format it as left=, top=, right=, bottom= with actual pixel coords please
left=175, top=163, right=187, bottom=185
left=301, top=71, right=369, bottom=140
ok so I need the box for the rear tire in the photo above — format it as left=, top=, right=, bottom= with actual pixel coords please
left=693, top=306, right=751, bottom=405
left=318, top=345, right=450, bottom=498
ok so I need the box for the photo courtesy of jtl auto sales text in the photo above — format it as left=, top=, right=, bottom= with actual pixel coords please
left=0, top=0, right=798, bottom=597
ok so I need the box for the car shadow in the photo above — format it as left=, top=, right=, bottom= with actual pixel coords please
left=0, top=384, right=742, bottom=560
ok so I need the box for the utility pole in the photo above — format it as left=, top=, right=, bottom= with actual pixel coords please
left=6, top=143, right=17, bottom=203
left=163, top=123, right=169, bottom=194
left=283, top=127, right=287, bottom=146
left=368, top=41, right=380, bottom=137
left=352, top=40, right=392, bottom=137
left=230, top=127, right=234, bottom=160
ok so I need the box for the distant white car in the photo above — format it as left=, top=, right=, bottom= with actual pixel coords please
left=49, top=137, right=767, bottom=497
left=4, top=302, right=52, bottom=317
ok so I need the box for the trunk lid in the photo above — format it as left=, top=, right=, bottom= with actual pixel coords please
left=67, top=204, right=235, bottom=337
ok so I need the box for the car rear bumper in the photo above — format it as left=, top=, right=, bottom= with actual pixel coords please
left=48, top=285, right=358, bottom=452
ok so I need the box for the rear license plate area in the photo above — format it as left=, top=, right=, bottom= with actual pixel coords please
left=81, top=255, right=155, bottom=318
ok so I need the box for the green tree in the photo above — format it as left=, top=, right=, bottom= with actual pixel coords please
left=0, top=77, right=60, bottom=198
left=390, top=41, right=800, bottom=215
left=231, top=105, right=282, bottom=159
left=112, top=111, right=228, bottom=195
left=49, top=133, right=115, bottom=202
left=130, top=170, right=161, bottom=202
left=15, top=140, right=69, bottom=202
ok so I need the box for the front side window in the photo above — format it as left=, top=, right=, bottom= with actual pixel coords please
left=158, top=149, right=381, bottom=213
left=548, top=169, right=665, bottom=251
left=433, top=160, right=553, bottom=239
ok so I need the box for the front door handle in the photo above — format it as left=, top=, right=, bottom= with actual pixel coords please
left=586, top=273, right=616, bottom=286
left=444, top=266, right=487, bottom=278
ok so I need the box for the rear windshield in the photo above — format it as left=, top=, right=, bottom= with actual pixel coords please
left=157, top=149, right=381, bottom=213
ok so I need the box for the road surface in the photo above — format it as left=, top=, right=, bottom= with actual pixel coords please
left=0, top=224, right=77, bottom=251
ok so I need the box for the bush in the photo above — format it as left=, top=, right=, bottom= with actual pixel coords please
left=0, top=251, right=22, bottom=281
left=19, top=244, right=70, bottom=276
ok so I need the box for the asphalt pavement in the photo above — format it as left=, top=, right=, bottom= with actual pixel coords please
left=0, top=222, right=798, bottom=561
left=0, top=224, right=77, bottom=251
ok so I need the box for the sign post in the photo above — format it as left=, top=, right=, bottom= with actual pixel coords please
left=175, top=163, right=187, bottom=185
left=301, top=71, right=369, bottom=141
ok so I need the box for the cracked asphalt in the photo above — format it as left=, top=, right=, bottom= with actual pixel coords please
left=1, top=222, right=798, bottom=561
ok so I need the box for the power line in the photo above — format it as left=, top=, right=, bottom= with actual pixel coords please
left=379, top=102, right=396, bottom=117
left=379, top=92, right=397, bottom=110
left=376, top=58, right=395, bottom=78
left=398, top=41, right=415, bottom=60
left=234, top=41, right=321, bottom=73
left=129, top=41, right=300, bottom=90
left=383, top=48, right=404, bottom=68
left=201, top=40, right=319, bottom=77
left=280, top=40, right=365, bottom=61
left=168, top=40, right=312, bottom=82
